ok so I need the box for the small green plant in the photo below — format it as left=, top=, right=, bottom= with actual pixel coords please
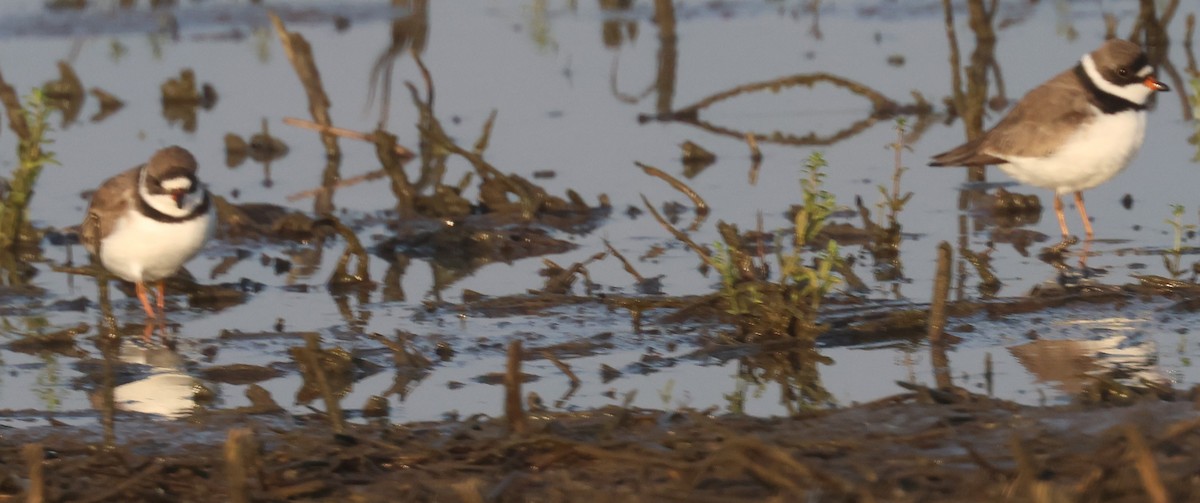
left=1166, top=204, right=1193, bottom=251
left=647, top=151, right=844, bottom=413
left=795, top=152, right=836, bottom=245
left=787, top=152, right=844, bottom=312
left=0, top=87, right=58, bottom=251
left=878, top=117, right=914, bottom=222
left=1163, top=204, right=1196, bottom=278
left=710, top=151, right=844, bottom=341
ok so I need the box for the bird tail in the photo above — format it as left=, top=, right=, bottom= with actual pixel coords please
left=929, top=138, right=1005, bottom=167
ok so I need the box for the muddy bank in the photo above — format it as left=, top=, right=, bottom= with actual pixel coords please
left=2, top=388, right=1198, bottom=502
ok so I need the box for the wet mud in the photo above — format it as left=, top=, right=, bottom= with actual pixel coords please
left=4, top=389, right=1200, bottom=502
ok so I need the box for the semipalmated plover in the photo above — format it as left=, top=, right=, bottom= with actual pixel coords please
left=82, top=146, right=214, bottom=323
left=930, top=39, right=1169, bottom=239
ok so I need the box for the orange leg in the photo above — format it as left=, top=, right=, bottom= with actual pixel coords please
left=1074, top=191, right=1094, bottom=239
left=156, top=280, right=167, bottom=315
left=1052, top=194, right=1071, bottom=239
left=135, top=281, right=157, bottom=319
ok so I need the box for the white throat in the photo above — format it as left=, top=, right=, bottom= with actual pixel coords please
left=1080, top=53, right=1153, bottom=105
left=138, top=168, right=205, bottom=218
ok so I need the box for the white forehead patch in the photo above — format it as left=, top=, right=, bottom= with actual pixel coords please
left=1136, top=65, right=1152, bottom=77
left=161, top=177, right=192, bottom=191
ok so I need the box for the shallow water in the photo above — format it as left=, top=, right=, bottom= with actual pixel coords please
left=0, top=0, right=1198, bottom=426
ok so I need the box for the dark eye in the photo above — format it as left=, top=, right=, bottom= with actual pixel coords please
left=1118, top=68, right=1129, bottom=76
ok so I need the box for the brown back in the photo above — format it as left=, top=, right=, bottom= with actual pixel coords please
left=81, top=165, right=139, bottom=255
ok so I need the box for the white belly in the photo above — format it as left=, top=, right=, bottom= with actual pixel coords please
left=99, top=206, right=214, bottom=283
left=995, top=109, right=1146, bottom=194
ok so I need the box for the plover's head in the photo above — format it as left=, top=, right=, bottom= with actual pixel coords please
left=1081, top=39, right=1169, bottom=106
left=139, top=146, right=206, bottom=218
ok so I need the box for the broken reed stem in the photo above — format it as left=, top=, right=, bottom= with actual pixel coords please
left=411, top=45, right=435, bottom=111
left=1124, top=424, right=1169, bottom=503
left=927, top=241, right=952, bottom=344
left=225, top=428, right=256, bottom=503
left=745, top=132, right=762, bottom=185
left=639, top=194, right=716, bottom=269
left=505, top=340, right=528, bottom=435
left=22, top=443, right=44, bottom=503
left=473, top=109, right=498, bottom=155
left=302, top=333, right=345, bottom=434
left=541, top=350, right=582, bottom=387
left=603, top=239, right=645, bottom=283
left=400, top=69, right=542, bottom=220
left=744, top=131, right=762, bottom=162
left=636, top=162, right=708, bottom=216
left=281, top=117, right=413, bottom=158
left=268, top=12, right=339, bottom=158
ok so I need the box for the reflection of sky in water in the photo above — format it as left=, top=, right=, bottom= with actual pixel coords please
left=0, top=1, right=1196, bottom=425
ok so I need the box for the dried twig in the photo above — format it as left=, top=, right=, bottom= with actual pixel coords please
left=282, top=117, right=413, bottom=158
left=1124, top=424, right=1169, bottom=503
left=636, top=162, right=708, bottom=216
left=505, top=340, right=528, bottom=435
left=540, top=350, right=581, bottom=387
left=639, top=194, right=715, bottom=269
left=603, top=239, right=645, bottom=283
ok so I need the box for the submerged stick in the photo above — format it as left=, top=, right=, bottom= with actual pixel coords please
left=505, top=340, right=528, bottom=435
left=301, top=333, right=345, bottom=434
left=927, top=242, right=952, bottom=344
